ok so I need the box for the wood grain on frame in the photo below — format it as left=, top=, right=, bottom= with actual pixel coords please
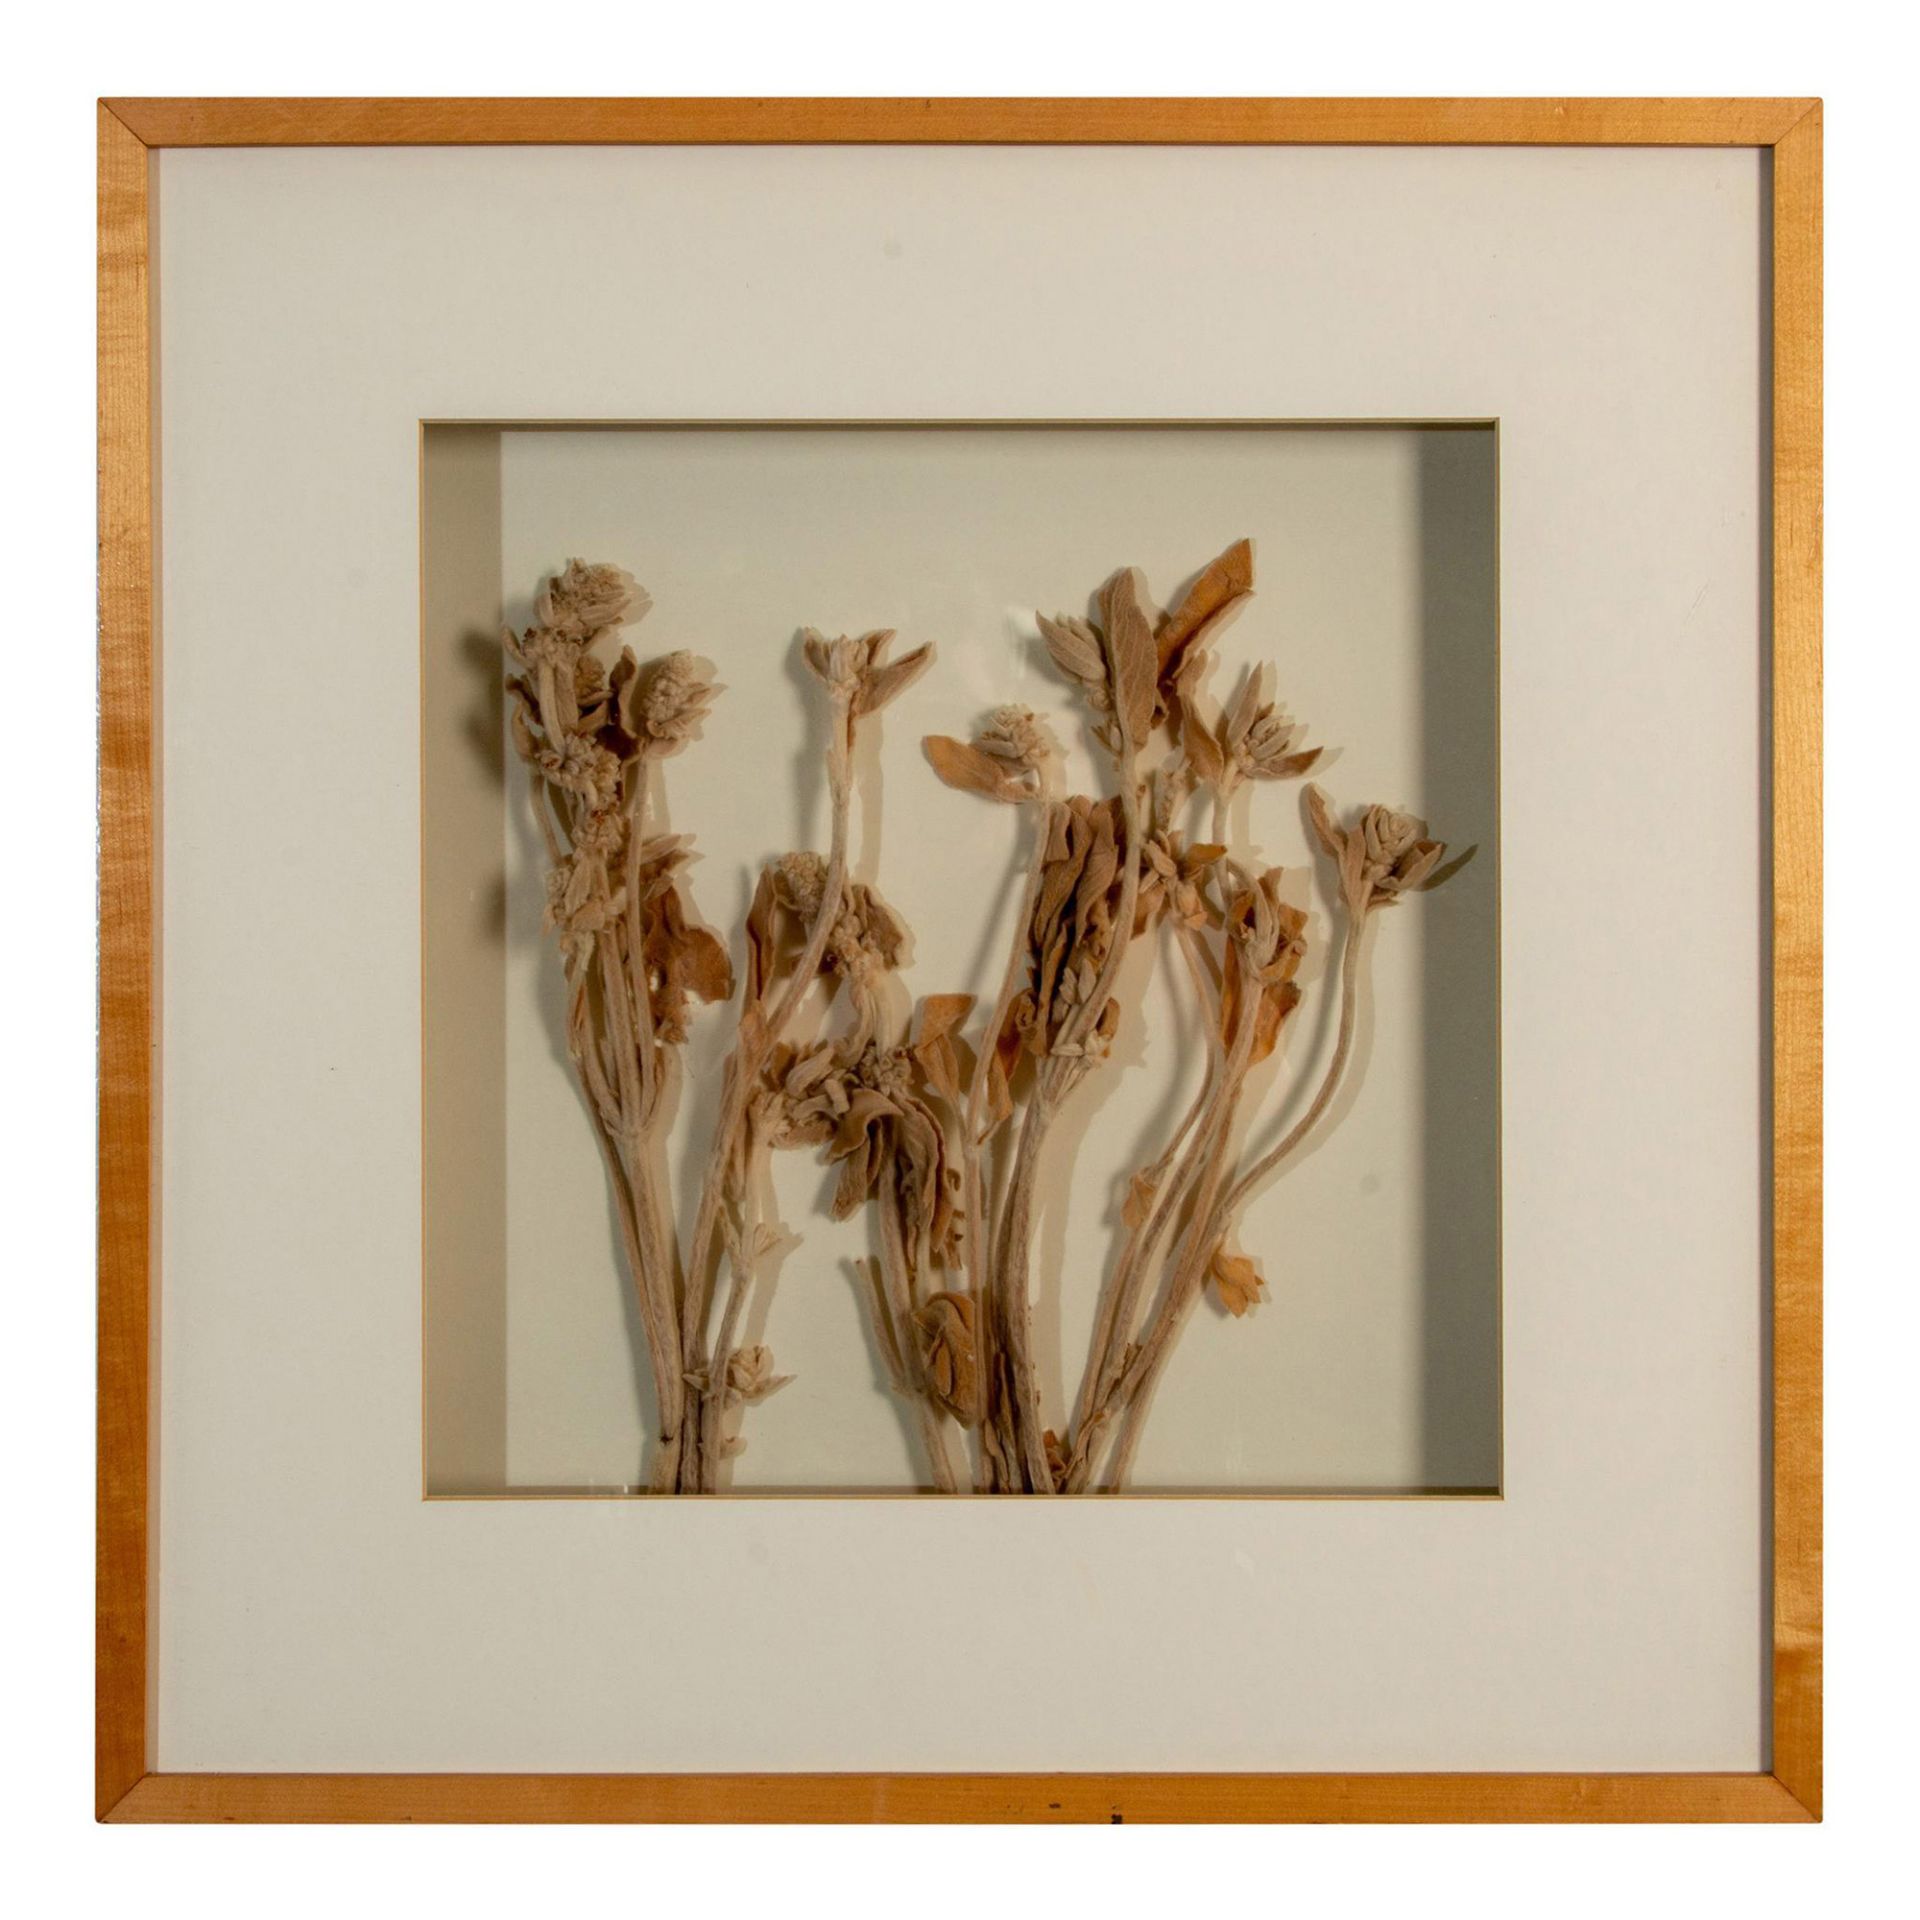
left=96, top=100, right=155, bottom=1822
left=1769, top=103, right=1824, bottom=1821
left=109, top=1769, right=1811, bottom=1825
left=94, top=95, right=1823, bottom=1824
left=104, top=96, right=1817, bottom=149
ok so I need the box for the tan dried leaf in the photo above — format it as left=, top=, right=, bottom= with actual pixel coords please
left=916, top=993, right=974, bottom=1046
left=1180, top=701, right=1226, bottom=786
left=1121, top=1168, right=1158, bottom=1231
left=857, top=641, right=934, bottom=716
left=1098, top=566, right=1157, bottom=751
left=924, top=735, right=1025, bottom=803
left=1155, top=538, right=1254, bottom=679
left=1247, top=745, right=1323, bottom=784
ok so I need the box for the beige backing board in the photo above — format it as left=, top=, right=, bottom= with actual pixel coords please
left=422, top=422, right=1501, bottom=1496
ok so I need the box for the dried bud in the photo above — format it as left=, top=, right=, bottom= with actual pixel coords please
left=975, top=705, right=1054, bottom=771
left=1209, top=1244, right=1266, bottom=1317
left=724, top=1344, right=791, bottom=1405
left=1307, top=785, right=1448, bottom=914
left=772, top=851, right=829, bottom=926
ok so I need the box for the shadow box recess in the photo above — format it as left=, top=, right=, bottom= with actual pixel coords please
left=97, top=97, right=1822, bottom=1824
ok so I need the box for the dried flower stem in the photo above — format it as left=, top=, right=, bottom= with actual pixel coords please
left=678, top=689, right=855, bottom=1492
left=1219, top=915, right=1363, bottom=1222
left=960, top=799, right=1055, bottom=1487
left=506, top=546, right=1452, bottom=1496
left=877, top=1187, right=961, bottom=1492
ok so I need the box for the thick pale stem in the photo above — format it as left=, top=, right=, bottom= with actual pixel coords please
left=1101, top=916, right=1369, bottom=1493
left=1220, top=911, right=1364, bottom=1221
left=699, top=1142, right=763, bottom=1490
left=994, top=1088, right=1060, bottom=1492
left=1100, top=1086, right=1246, bottom=1492
left=878, top=1185, right=960, bottom=1493
left=595, top=942, right=682, bottom=1442
left=1069, top=927, right=1224, bottom=1456
left=624, top=750, right=660, bottom=1124
left=961, top=797, right=1054, bottom=1486
left=1096, top=919, right=1368, bottom=1494
left=1094, top=967, right=1262, bottom=1493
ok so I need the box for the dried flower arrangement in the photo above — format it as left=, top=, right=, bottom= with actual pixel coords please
left=503, top=543, right=1458, bottom=1494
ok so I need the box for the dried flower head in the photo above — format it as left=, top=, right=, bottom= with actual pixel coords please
left=624, top=650, right=719, bottom=754
left=923, top=705, right=1056, bottom=804
left=771, top=850, right=828, bottom=926
left=536, top=734, right=623, bottom=810
left=977, top=705, right=1054, bottom=771
left=536, top=559, right=648, bottom=640
left=800, top=628, right=934, bottom=715
left=1307, top=785, right=1447, bottom=914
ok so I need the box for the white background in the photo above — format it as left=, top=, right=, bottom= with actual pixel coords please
left=2, top=1, right=1913, bottom=1914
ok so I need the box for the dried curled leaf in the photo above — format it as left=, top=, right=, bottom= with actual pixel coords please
left=911, top=1291, right=979, bottom=1425
left=622, top=649, right=719, bottom=754
left=1209, top=1245, right=1266, bottom=1317
left=1308, top=785, right=1449, bottom=914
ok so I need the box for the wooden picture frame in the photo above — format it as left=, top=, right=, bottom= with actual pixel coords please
left=97, top=96, right=1822, bottom=1823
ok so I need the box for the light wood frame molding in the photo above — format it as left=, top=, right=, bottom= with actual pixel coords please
left=96, top=96, right=1822, bottom=1825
